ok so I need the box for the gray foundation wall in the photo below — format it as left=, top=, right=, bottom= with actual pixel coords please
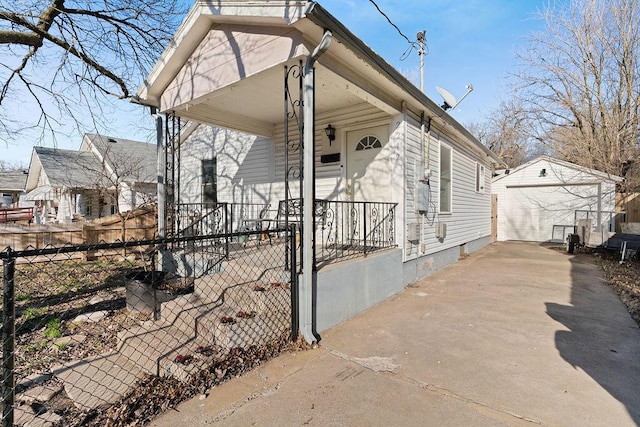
left=314, top=237, right=491, bottom=335
left=462, top=236, right=490, bottom=255
left=403, top=236, right=491, bottom=285
left=315, top=249, right=403, bottom=334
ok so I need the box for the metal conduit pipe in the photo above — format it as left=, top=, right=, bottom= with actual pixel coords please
left=300, top=29, right=332, bottom=344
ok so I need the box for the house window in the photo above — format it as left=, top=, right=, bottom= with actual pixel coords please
left=439, top=143, right=452, bottom=213
left=202, top=159, right=217, bottom=204
left=475, top=162, right=485, bottom=193
left=355, top=136, right=382, bottom=151
left=86, top=199, right=93, bottom=217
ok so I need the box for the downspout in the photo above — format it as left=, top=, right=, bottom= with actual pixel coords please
left=300, top=29, right=332, bottom=344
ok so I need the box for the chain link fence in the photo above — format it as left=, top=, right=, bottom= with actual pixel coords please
left=1, top=227, right=297, bottom=426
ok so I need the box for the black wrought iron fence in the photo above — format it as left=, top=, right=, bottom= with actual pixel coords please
left=175, top=202, right=273, bottom=239
left=315, top=200, right=397, bottom=266
left=1, top=228, right=296, bottom=427
left=175, top=203, right=229, bottom=239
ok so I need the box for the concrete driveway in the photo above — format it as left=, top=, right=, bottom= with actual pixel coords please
left=151, top=242, right=640, bottom=426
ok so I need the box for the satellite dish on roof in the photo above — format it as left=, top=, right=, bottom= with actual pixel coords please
left=436, top=84, right=474, bottom=111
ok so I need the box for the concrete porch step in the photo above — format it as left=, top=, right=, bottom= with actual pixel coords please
left=193, top=264, right=291, bottom=303
left=52, top=352, right=143, bottom=411
left=51, top=283, right=293, bottom=412
left=117, top=322, right=196, bottom=376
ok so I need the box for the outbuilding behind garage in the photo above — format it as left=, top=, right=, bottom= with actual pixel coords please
left=492, top=156, right=622, bottom=242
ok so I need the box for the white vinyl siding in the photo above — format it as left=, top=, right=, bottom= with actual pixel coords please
left=182, top=104, right=389, bottom=208
left=180, top=126, right=274, bottom=206
left=403, top=119, right=494, bottom=262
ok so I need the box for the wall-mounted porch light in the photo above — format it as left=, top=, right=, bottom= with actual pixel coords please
left=325, top=124, right=336, bottom=145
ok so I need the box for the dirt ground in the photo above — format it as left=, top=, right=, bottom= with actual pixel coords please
left=597, top=251, right=640, bottom=326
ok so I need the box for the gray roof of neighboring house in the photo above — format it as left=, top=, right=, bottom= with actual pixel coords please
left=0, top=170, right=28, bottom=192
left=34, top=146, right=107, bottom=188
left=85, top=134, right=156, bottom=183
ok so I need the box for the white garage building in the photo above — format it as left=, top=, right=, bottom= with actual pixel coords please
left=492, top=156, right=621, bottom=242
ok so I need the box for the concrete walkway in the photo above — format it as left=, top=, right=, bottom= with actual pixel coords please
left=150, top=242, right=640, bottom=426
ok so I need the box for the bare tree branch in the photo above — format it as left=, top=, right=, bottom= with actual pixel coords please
left=512, top=0, right=640, bottom=191
left=0, top=0, right=185, bottom=145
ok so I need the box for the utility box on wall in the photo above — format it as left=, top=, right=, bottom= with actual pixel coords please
left=407, top=223, right=420, bottom=242
left=415, top=182, right=430, bottom=213
left=435, top=222, right=447, bottom=240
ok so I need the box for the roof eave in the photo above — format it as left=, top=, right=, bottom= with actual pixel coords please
left=304, top=3, right=505, bottom=168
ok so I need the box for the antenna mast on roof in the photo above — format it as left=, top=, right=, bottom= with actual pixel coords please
left=417, top=30, right=426, bottom=92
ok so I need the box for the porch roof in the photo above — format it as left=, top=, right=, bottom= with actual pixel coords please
left=136, top=1, right=505, bottom=168
left=0, top=170, right=28, bottom=192
left=24, top=185, right=53, bottom=201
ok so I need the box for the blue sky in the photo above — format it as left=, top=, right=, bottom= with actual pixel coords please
left=1, top=0, right=550, bottom=166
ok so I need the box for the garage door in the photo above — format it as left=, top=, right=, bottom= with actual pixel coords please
left=505, top=184, right=599, bottom=242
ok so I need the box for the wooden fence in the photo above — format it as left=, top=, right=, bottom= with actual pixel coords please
left=82, top=206, right=158, bottom=244
left=617, top=192, right=640, bottom=223
left=1, top=206, right=157, bottom=253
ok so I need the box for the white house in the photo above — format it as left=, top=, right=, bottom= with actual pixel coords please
left=492, top=156, right=622, bottom=243
left=24, top=135, right=157, bottom=223
left=137, top=1, right=505, bottom=336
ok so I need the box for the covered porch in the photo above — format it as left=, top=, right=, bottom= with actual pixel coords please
left=136, top=1, right=429, bottom=339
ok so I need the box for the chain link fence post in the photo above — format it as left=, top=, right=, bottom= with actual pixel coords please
left=2, top=247, right=16, bottom=427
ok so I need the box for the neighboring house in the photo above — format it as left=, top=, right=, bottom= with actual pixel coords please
left=24, top=135, right=157, bottom=224
left=80, top=134, right=158, bottom=212
left=492, top=156, right=622, bottom=243
left=0, top=170, right=28, bottom=207
left=137, top=1, right=505, bottom=335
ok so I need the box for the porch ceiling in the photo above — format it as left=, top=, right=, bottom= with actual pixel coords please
left=169, top=61, right=394, bottom=138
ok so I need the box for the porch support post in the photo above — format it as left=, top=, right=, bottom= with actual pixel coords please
left=300, top=30, right=332, bottom=344
left=153, top=108, right=166, bottom=272
left=154, top=108, right=165, bottom=240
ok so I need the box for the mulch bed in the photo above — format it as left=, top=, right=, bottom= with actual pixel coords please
left=596, top=251, right=640, bottom=326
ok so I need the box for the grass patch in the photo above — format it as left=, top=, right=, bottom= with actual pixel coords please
left=23, top=307, right=46, bottom=321
left=44, top=318, right=63, bottom=339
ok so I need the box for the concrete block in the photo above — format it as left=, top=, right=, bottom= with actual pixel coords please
left=214, top=317, right=269, bottom=351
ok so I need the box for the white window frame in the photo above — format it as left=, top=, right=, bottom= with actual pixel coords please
left=475, top=162, right=485, bottom=193
left=439, top=142, right=452, bottom=214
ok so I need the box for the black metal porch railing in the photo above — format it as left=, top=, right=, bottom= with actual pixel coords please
left=315, top=200, right=398, bottom=266
left=173, top=200, right=397, bottom=268
left=175, top=203, right=229, bottom=238
left=175, top=203, right=273, bottom=238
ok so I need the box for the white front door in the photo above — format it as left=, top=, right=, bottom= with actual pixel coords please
left=345, top=124, right=391, bottom=202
